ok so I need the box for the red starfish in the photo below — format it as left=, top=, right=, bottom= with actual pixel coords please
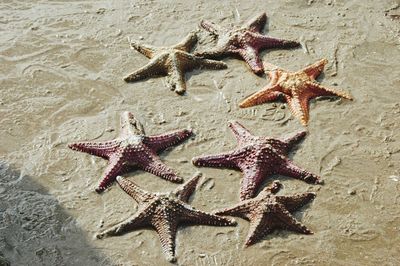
left=215, top=180, right=315, bottom=246
left=195, top=12, right=300, bottom=75
left=96, top=174, right=236, bottom=262
left=192, top=121, right=322, bottom=200
left=239, top=59, right=353, bottom=125
left=68, top=112, right=192, bottom=193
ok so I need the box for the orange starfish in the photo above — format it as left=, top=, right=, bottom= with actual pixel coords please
left=239, top=59, right=353, bottom=125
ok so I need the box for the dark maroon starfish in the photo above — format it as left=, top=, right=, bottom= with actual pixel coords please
left=196, top=12, right=300, bottom=75
left=215, top=180, right=315, bottom=246
left=97, top=174, right=236, bottom=262
left=192, top=121, right=322, bottom=200
left=69, top=111, right=192, bottom=193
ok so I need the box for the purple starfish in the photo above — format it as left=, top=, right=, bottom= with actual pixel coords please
left=215, top=180, right=315, bottom=246
left=196, top=12, right=300, bottom=75
left=192, top=121, right=322, bottom=200
left=97, top=174, right=236, bottom=262
left=68, top=111, right=192, bottom=193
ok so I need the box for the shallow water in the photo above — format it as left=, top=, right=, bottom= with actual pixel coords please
left=1, top=0, right=399, bottom=265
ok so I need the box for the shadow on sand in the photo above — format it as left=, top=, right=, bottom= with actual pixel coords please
left=0, top=161, right=112, bottom=266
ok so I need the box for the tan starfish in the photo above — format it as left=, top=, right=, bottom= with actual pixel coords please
left=215, top=180, right=316, bottom=246
left=124, top=32, right=227, bottom=95
left=239, top=59, right=353, bottom=125
left=96, top=174, right=236, bottom=262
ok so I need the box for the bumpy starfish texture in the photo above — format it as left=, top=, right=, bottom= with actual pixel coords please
left=192, top=121, right=321, bottom=200
left=68, top=111, right=192, bottom=193
left=124, top=32, right=227, bottom=94
left=240, top=59, right=353, bottom=125
left=215, top=180, right=315, bottom=246
left=196, top=12, right=300, bottom=75
left=96, top=174, right=236, bottom=262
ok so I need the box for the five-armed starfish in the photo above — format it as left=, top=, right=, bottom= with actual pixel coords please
left=239, top=59, right=353, bottom=125
left=124, top=32, right=227, bottom=94
left=68, top=111, right=192, bottom=193
left=196, top=12, right=300, bottom=75
left=96, top=174, right=236, bottom=262
left=192, top=121, right=322, bottom=200
left=215, top=180, right=315, bottom=246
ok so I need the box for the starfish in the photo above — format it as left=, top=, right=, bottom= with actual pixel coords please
left=192, top=121, right=322, bottom=200
left=239, top=59, right=353, bottom=125
left=195, top=12, right=300, bottom=75
left=96, top=174, right=236, bottom=262
left=68, top=111, right=193, bottom=193
left=215, top=180, right=315, bottom=246
left=124, top=32, right=227, bottom=95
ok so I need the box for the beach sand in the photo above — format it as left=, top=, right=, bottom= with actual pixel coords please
left=1, top=0, right=399, bottom=265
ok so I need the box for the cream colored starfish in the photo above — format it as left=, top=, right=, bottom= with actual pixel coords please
left=124, top=32, right=227, bottom=95
left=239, top=59, right=353, bottom=125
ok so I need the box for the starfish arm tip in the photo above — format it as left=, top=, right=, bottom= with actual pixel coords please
left=228, top=218, right=237, bottom=226
left=95, top=186, right=106, bottom=193
left=166, top=254, right=177, bottom=263
left=95, top=233, right=104, bottom=239
left=191, top=157, right=200, bottom=166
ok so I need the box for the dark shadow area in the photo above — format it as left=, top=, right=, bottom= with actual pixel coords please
left=0, top=161, right=113, bottom=266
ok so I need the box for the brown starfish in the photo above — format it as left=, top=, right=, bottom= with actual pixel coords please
left=96, top=174, right=236, bottom=262
left=192, top=121, right=322, bottom=200
left=215, top=180, right=315, bottom=246
left=68, top=111, right=192, bottom=193
left=196, top=12, right=300, bottom=75
left=124, top=32, right=227, bottom=95
left=239, top=59, right=353, bottom=125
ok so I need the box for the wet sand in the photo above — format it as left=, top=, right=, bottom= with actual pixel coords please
left=1, top=0, right=399, bottom=265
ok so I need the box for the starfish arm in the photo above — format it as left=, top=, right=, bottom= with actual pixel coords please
left=172, top=32, right=197, bottom=52
left=228, top=120, right=254, bottom=143
left=124, top=57, right=167, bottom=83
left=281, top=130, right=307, bottom=151
left=214, top=201, right=254, bottom=220
left=145, top=129, right=193, bottom=153
left=140, top=152, right=183, bottom=183
left=245, top=12, right=267, bottom=32
left=195, top=57, right=228, bottom=70
left=244, top=215, right=274, bottom=246
left=255, top=35, right=300, bottom=49
left=96, top=154, right=130, bottom=192
left=192, top=149, right=246, bottom=170
left=194, top=46, right=228, bottom=58
left=239, top=84, right=282, bottom=108
left=153, top=217, right=179, bottom=262
left=307, top=82, right=353, bottom=100
left=176, top=51, right=227, bottom=71
left=173, top=173, right=202, bottom=203
left=238, top=46, right=264, bottom=74
left=96, top=204, right=152, bottom=239
left=116, top=176, right=154, bottom=203
left=239, top=163, right=271, bottom=200
left=273, top=204, right=313, bottom=234
left=302, top=59, right=328, bottom=80
left=129, top=40, right=157, bottom=59
left=258, top=180, right=282, bottom=195
left=180, top=207, right=236, bottom=226
left=200, top=19, right=224, bottom=35
left=68, top=140, right=120, bottom=160
left=165, top=61, right=187, bottom=95
left=286, top=93, right=310, bottom=126
left=120, top=111, right=145, bottom=137
left=276, top=160, right=322, bottom=184
left=275, top=192, right=316, bottom=212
